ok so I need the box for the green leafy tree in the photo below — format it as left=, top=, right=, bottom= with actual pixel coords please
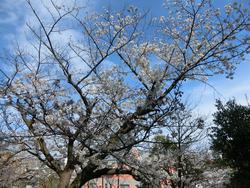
left=211, top=99, right=250, bottom=188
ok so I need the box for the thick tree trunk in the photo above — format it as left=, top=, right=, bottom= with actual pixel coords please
left=57, top=170, right=73, bottom=188
left=69, top=174, right=88, bottom=188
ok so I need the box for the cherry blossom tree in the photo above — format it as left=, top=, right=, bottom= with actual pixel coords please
left=0, top=0, right=249, bottom=187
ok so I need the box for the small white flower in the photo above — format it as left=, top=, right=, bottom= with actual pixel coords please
left=225, top=4, right=233, bottom=14
left=159, top=16, right=165, bottom=23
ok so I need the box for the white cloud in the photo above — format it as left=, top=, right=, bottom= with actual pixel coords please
left=184, top=59, right=250, bottom=118
left=2, top=0, right=95, bottom=46
left=1, top=0, right=98, bottom=74
left=0, top=11, right=18, bottom=24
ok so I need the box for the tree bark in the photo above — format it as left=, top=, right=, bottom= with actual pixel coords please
left=57, top=170, right=73, bottom=188
left=69, top=175, right=84, bottom=188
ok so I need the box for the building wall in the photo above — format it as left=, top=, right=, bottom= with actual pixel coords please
left=83, top=174, right=139, bottom=188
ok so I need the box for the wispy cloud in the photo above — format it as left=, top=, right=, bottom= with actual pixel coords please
left=0, top=0, right=25, bottom=23
left=1, top=0, right=95, bottom=47
left=0, top=0, right=98, bottom=74
left=184, top=56, right=250, bottom=117
left=0, top=11, right=18, bottom=24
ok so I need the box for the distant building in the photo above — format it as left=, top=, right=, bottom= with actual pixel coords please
left=83, top=174, right=139, bottom=188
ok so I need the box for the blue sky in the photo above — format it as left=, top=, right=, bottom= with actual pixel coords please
left=0, top=0, right=250, bottom=118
